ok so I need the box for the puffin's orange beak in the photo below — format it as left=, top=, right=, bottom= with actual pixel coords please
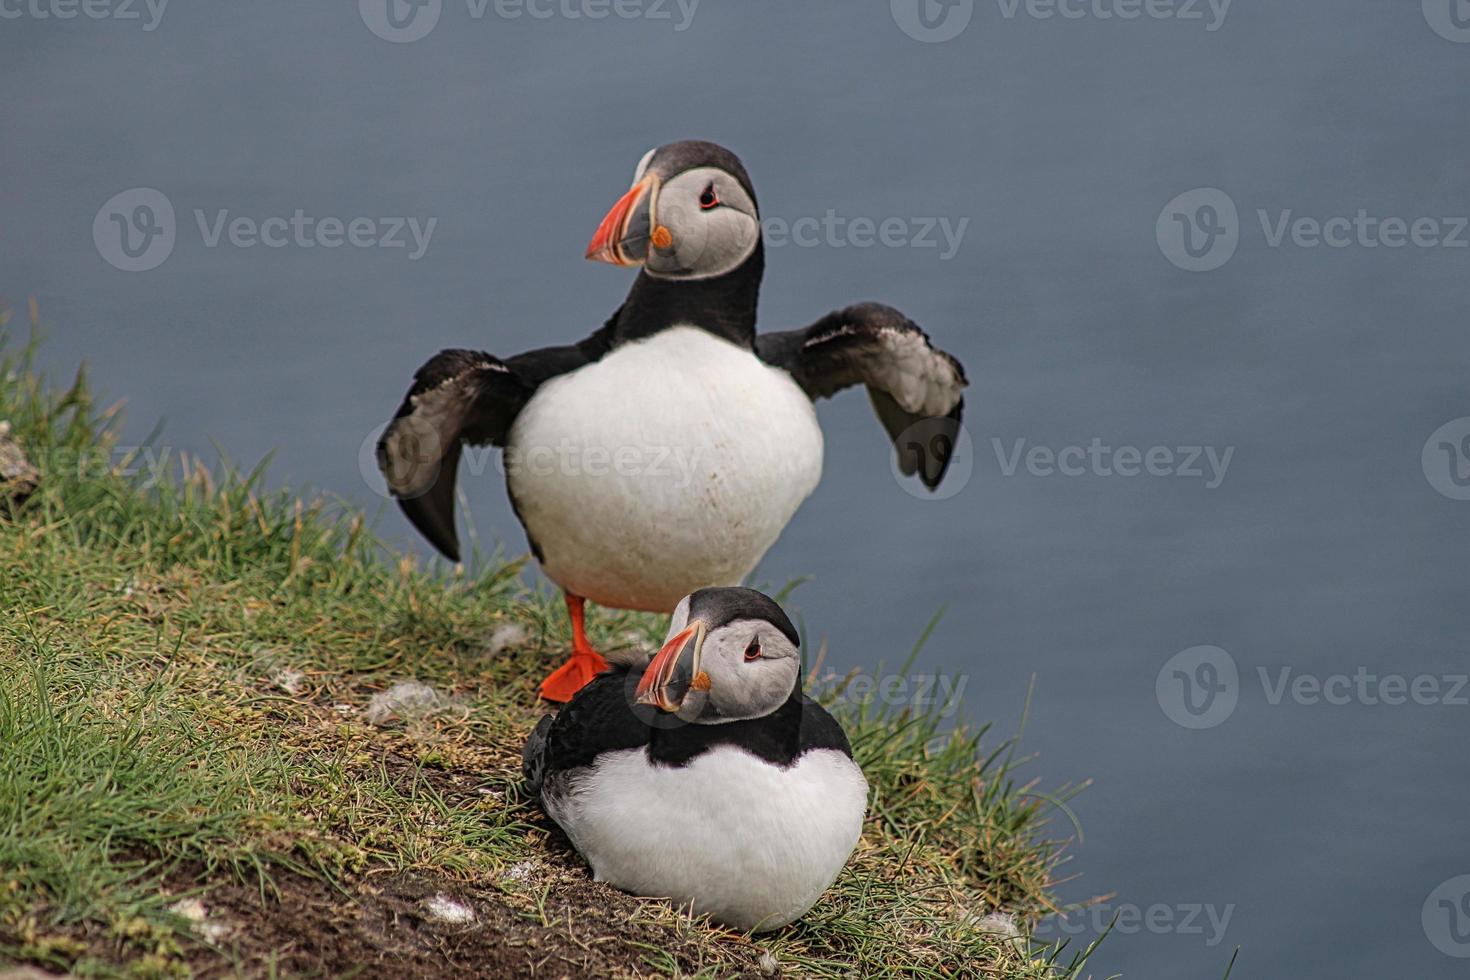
left=586, top=174, right=657, bottom=266
left=636, top=620, right=706, bottom=712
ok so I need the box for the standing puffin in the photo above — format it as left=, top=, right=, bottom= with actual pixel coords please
left=377, top=140, right=967, bottom=702
left=522, top=587, right=868, bottom=932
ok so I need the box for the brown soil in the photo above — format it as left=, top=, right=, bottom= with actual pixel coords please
left=5, top=751, right=775, bottom=980
left=180, top=846, right=771, bottom=980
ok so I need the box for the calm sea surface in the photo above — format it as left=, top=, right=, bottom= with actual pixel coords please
left=4, top=3, right=1469, bottom=975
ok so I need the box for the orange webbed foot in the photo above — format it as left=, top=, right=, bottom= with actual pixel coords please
left=540, top=592, right=610, bottom=703
left=539, top=650, right=610, bottom=703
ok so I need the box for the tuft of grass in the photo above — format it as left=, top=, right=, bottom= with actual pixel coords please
left=0, top=314, right=1096, bottom=978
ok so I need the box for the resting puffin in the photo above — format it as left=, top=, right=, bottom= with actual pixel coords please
left=522, top=587, right=867, bottom=932
left=377, top=140, right=967, bottom=702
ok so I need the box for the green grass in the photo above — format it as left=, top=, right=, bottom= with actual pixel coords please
left=0, top=313, right=1097, bottom=979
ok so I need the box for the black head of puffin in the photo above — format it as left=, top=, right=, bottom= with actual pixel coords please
left=635, top=587, right=801, bottom=724
left=586, top=141, right=762, bottom=281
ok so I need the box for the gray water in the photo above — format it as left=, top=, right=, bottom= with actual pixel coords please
left=4, top=2, right=1469, bottom=976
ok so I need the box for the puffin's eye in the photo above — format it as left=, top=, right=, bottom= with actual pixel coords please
left=699, top=184, right=719, bottom=210
left=743, top=638, right=761, bottom=661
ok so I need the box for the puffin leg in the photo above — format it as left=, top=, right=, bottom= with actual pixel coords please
left=539, top=592, right=610, bottom=703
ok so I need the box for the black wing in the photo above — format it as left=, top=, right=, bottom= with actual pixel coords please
left=523, top=670, right=651, bottom=795
left=376, top=350, right=528, bottom=561
left=376, top=324, right=616, bottom=561
left=756, top=303, right=968, bottom=490
left=521, top=714, right=555, bottom=795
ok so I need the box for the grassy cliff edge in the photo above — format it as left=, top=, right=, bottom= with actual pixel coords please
left=0, top=321, right=1096, bottom=979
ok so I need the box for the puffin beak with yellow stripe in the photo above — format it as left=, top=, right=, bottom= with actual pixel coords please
left=586, top=146, right=762, bottom=279
left=634, top=618, right=707, bottom=717
left=585, top=171, right=657, bottom=266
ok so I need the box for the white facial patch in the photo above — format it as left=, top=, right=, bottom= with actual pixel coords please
left=699, top=619, right=801, bottom=722
left=647, top=166, right=760, bottom=281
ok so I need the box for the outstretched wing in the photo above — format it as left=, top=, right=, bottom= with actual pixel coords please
left=377, top=321, right=619, bottom=562
left=756, top=303, right=968, bottom=490
left=376, top=349, right=532, bottom=561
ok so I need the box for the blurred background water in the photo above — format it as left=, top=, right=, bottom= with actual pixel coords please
left=4, top=1, right=1469, bottom=975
